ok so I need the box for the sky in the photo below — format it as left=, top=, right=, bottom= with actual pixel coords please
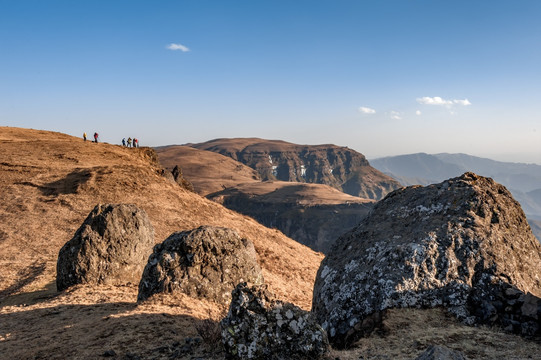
left=1, top=0, right=541, bottom=164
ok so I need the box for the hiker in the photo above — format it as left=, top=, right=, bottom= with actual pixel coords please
left=83, top=132, right=87, bottom=141
left=93, top=132, right=99, bottom=143
left=133, top=138, right=138, bottom=148
left=122, top=138, right=126, bottom=147
left=127, top=137, right=132, bottom=148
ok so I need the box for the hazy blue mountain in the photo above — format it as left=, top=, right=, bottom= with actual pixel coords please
left=528, top=189, right=541, bottom=205
left=369, top=153, right=463, bottom=186
left=370, top=153, right=541, bottom=219
left=528, top=219, right=541, bottom=243
left=434, top=153, right=541, bottom=192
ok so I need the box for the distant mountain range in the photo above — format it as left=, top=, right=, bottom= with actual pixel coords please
left=370, top=153, right=541, bottom=239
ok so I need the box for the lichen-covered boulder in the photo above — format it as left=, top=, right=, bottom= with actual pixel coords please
left=221, top=283, right=329, bottom=360
left=313, top=172, right=541, bottom=348
left=137, top=226, right=263, bottom=303
left=57, top=204, right=155, bottom=291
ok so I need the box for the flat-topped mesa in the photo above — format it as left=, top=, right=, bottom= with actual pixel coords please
left=189, top=138, right=401, bottom=200
left=313, top=172, right=541, bottom=348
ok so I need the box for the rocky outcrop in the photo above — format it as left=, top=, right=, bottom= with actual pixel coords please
left=207, top=182, right=373, bottom=253
left=138, top=226, right=263, bottom=304
left=189, top=138, right=401, bottom=200
left=171, top=165, right=195, bottom=192
left=56, top=204, right=155, bottom=291
left=158, top=164, right=194, bottom=192
left=312, top=173, right=541, bottom=348
left=221, top=283, right=329, bottom=360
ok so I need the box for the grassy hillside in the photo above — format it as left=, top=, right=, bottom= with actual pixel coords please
left=0, top=127, right=323, bottom=358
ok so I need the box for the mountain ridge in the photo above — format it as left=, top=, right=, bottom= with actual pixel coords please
left=186, top=137, right=401, bottom=201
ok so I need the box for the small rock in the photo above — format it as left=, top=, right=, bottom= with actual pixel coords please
left=414, top=345, right=468, bottom=360
left=102, top=349, right=116, bottom=357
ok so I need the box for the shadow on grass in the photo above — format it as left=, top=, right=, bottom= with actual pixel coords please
left=20, top=169, right=93, bottom=196
left=0, top=301, right=224, bottom=359
left=0, top=280, right=59, bottom=307
left=0, top=261, right=47, bottom=302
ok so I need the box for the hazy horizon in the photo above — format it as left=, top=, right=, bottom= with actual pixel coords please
left=2, top=1, right=540, bottom=165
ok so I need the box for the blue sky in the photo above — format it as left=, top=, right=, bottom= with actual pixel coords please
left=1, top=1, right=540, bottom=163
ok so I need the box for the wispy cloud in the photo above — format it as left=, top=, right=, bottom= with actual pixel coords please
left=453, top=99, right=472, bottom=106
left=416, top=110, right=422, bottom=116
left=358, top=106, right=376, bottom=114
left=390, top=111, right=402, bottom=120
left=166, top=43, right=190, bottom=52
left=416, top=96, right=471, bottom=107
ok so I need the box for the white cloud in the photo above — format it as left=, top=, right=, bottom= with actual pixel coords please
left=390, top=111, right=401, bottom=120
left=359, top=106, right=376, bottom=114
left=453, top=99, right=471, bottom=106
left=166, top=43, right=190, bottom=52
left=416, top=110, right=422, bottom=116
left=416, top=96, right=471, bottom=107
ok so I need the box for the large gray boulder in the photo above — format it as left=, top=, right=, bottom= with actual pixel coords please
left=138, top=226, right=263, bottom=303
left=221, top=282, right=329, bottom=360
left=57, top=204, right=155, bottom=291
left=313, top=172, right=541, bottom=348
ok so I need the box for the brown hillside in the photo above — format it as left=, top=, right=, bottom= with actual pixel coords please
left=208, top=181, right=372, bottom=205
left=154, top=145, right=260, bottom=195
left=0, top=127, right=323, bottom=359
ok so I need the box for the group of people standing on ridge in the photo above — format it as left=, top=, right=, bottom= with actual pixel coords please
left=83, top=132, right=140, bottom=147
left=83, top=132, right=99, bottom=143
left=122, top=137, right=139, bottom=148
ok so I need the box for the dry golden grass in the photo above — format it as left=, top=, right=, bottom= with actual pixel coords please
left=329, top=308, right=541, bottom=360
left=0, top=127, right=323, bottom=359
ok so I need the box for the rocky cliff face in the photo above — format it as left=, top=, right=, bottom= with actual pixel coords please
left=189, top=138, right=401, bottom=200
left=312, top=173, right=541, bottom=348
